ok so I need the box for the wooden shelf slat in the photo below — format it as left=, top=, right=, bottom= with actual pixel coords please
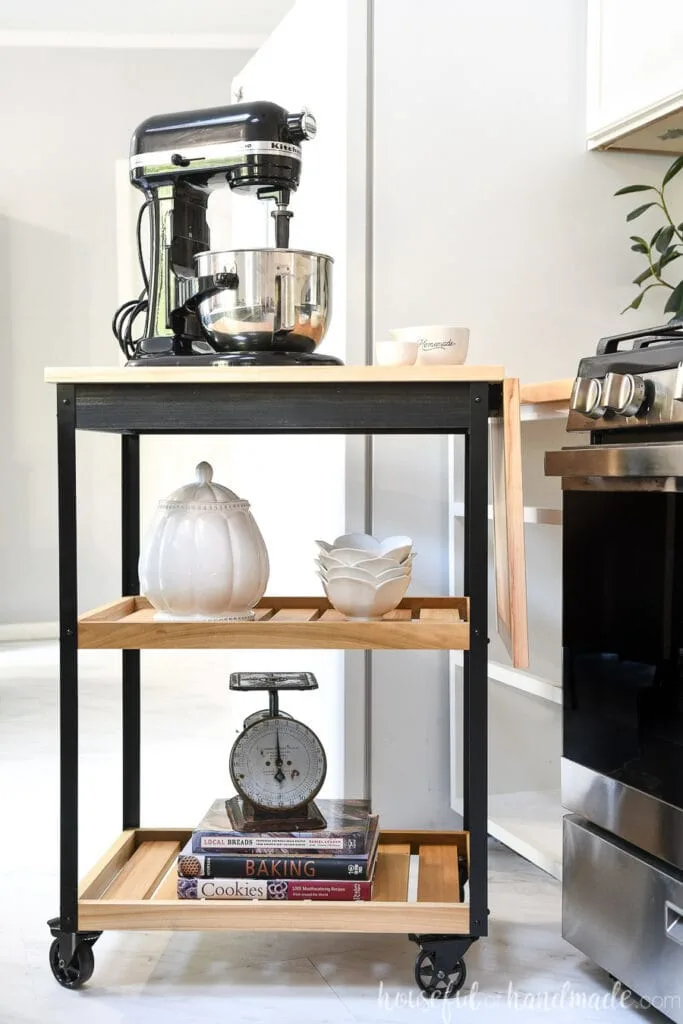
left=77, top=829, right=470, bottom=934
left=417, top=844, right=461, bottom=904
left=104, top=840, right=182, bottom=900
left=419, top=608, right=460, bottom=622
left=372, top=844, right=411, bottom=902
left=269, top=608, right=320, bottom=622
left=79, top=831, right=138, bottom=900
left=78, top=596, right=470, bottom=651
left=152, top=865, right=180, bottom=901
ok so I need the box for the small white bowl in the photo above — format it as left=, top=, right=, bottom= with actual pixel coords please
left=380, top=540, right=413, bottom=564
left=330, top=532, right=378, bottom=552
left=375, top=566, right=411, bottom=583
left=389, top=325, right=469, bottom=365
left=375, top=340, right=418, bottom=367
left=354, top=556, right=405, bottom=575
left=325, top=574, right=410, bottom=619
left=327, top=547, right=375, bottom=567
left=329, top=533, right=413, bottom=558
left=316, top=552, right=346, bottom=570
left=325, top=564, right=411, bottom=585
left=326, top=566, right=379, bottom=584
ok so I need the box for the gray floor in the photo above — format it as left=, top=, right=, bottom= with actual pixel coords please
left=0, top=642, right=665, bottom=1023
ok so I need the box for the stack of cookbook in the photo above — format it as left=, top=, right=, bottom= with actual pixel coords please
left=177, top=799, right=379, bottom=901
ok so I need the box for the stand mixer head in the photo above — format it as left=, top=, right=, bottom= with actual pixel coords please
left=115, top=100, right=337, bottom=366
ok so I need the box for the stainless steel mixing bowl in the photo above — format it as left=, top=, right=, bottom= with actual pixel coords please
left=193, top=248, right=333, bottom=354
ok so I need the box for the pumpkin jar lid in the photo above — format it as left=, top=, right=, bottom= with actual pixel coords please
left=159, top=462, right=250, bottom=511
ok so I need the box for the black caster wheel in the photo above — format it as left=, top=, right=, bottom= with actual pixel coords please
left=49, top=938, right=95, bottom=989
left=414, top=949, right=466, bottom=998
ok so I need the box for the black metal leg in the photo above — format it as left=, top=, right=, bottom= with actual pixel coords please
left=121, top=434, right=141, bottom=830
left=463, top=382, right=489, bottom=936
left=48, top=387, right=102, bottom=985
left=462, top=433, right=471, bottom=833
left=410, top=384, right=491, bottom=990
left=57, top=385, right=79, bottom=935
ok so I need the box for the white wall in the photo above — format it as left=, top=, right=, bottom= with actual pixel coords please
left=371, top=0, right=683, bottom=827
left=0, top=46, right=249, bottom=623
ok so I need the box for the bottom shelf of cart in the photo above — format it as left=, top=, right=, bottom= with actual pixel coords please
left=77, top=828, right=470, bottom=934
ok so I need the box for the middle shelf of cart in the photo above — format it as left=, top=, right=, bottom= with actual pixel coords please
left=78, top=595, right=470, bottom=651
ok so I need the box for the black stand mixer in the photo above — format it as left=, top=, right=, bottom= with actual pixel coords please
left=114, top=101, right=340, bottom=366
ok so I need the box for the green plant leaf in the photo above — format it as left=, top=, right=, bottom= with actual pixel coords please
left=660, top=249, right=682, bottom=268
left=665, top=280, right=683, bottom=313
left=662, top=154, right=683, bottom=187
left=656, top=226, right=675, bottom=252
left=631, top=243, right=648, bottom=253
left=651, top=227, right=664, bottom=246
left=626, top=202, right=658, bottom=221
left=633, top=265, right=655, bottom=285
left=614, top=184, right=656, bottom=195
left=632, top=250, right=682, bottom=284
left=621, top=282, right=663, bottom=313
left=623, top=292, right=645, bottom=311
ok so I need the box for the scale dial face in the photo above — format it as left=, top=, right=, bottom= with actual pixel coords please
left=230, top=716, right=326, bottom=812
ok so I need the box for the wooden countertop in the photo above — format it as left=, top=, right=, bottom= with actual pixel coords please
left=45, top=365, right=505, bottom=385
left=520, top=379, right=573, bottom=405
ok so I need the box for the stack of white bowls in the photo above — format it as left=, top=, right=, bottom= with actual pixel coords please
left=315, top=533, right=415, bottom=619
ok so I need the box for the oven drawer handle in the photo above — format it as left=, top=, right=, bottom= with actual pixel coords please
left=665, top=902, right=683, bottom=946
left=545, top=444, right=683, bottom=479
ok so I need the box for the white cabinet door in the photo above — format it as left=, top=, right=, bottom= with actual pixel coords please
left=588, top=0, right=683, bottom=147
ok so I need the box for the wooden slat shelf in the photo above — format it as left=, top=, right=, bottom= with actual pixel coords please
left=77, top=829, right=470, bottom=934
left=78, top=595, right=470, bottom=651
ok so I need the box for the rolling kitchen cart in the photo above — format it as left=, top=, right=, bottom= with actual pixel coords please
left=45, top=364, right=505, bottom=998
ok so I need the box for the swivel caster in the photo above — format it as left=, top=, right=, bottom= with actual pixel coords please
left=414, top=948, right=467, bottom=998
left=48, top=938, right=95, bottom=989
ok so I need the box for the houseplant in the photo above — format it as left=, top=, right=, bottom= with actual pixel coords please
left=615, top=153, right=683, bottom=317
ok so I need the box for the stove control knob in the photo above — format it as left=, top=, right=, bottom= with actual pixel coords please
left=570, top=377, right=606, bottom=418
left=603, top=372, right=647, bottom=417
left=286, top=109, right=317, bottom=142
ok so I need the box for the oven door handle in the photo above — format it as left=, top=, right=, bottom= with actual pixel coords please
left=665, top=902, right=683, bottom=947
left=545, top=444, right=683, bottom=480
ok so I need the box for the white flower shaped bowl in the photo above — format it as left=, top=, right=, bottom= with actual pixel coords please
left=324, top=565, right=411, bottom=585
left=324, top=573, right=411, bottom=619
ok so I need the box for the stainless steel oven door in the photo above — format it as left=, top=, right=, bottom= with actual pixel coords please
left=546, top=441, right=683, bottom=491
left=548, top=443, right=683, bottom=839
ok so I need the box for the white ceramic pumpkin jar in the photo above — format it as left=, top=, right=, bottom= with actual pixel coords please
left=139, top=461, right=270, bottom=621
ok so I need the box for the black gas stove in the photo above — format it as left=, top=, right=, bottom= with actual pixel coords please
left=569, top=320, right=683, bottom=433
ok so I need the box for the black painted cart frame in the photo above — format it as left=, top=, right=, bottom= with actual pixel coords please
left=45, top=366, right=502, bottom=995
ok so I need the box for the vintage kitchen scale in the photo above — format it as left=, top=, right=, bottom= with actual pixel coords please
left=227, top=672, right=328, bottom=831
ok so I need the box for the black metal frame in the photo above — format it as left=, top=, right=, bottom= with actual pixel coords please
left=48, top=377, right=497, bottom=976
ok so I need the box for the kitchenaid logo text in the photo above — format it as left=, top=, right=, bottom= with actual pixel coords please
left=244, top=140, right=300, bottom=155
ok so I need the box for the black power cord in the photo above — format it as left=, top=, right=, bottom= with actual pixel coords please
left=112, top=200, right=151, bottom=360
